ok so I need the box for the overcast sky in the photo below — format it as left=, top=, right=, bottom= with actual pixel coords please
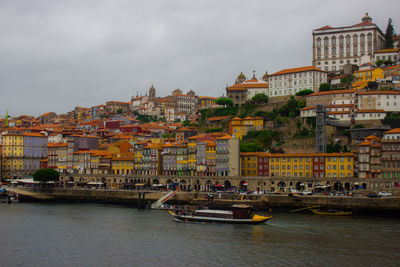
left=1, top=0, right=399, bottom=117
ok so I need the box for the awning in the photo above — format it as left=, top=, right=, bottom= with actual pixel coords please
left=152, top=184, right=165, bottom=187
left=354, top=182, right=359, bottom=185
left=242, top=183, right=248, bottom=186
left=16, top=179, right=39, bottom=184
left=135, top=183, right=145, bottom=186
left=88, top=182, right=104, bottom=185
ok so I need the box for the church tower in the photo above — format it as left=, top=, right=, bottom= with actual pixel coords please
left=149, top=84, right=156, bottom=101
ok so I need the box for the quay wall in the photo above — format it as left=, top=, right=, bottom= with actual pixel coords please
left=12, top=187, right=400, bottom=213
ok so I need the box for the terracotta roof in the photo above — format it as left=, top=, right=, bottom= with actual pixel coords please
left=227, top=81, right=268, bottom=90
left=307, top=89, right=356, bottom=97
left=216, top=135, right=233, bottom=140
left=207, top=116, right=231, bottom=122
left=384, top=128, right=400, bottom=134
left=382, top=65, right=400, bottom=70
left=48, top=143, right=67, bottom=147
left=270, top=66, right=325, bottom=76
left=365, top=135, right=380, bottom=140
left=198, top=96, right=218, bottom=99
left=267, top=152, right=353, bottom=157
left=315, top=25, right=333, bottom=31
left=358, top=91, right=400, bottom=95
left=374, top=48, right=400, bottom=54
left=357, top=141, right=371, bottom=146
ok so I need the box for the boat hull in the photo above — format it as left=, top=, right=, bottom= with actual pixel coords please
left=310, top=209, right=352, bottom=216
left=171, top=214, right=272, bottom=224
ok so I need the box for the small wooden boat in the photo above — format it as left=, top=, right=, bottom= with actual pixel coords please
left=310, top=209, right=352, bottom=216
left=169, top=204, right=272, bottom=224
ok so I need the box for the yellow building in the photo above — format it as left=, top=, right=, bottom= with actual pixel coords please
left=240, top=152, right=259, bottom=176
left=354, top=68, right=384, bottom=83
left=111, top=153, right=134, bottom=175
left=268, top=153, right=353, bottom=179
left=205, top=141, right=216, bottom=175
left=187, top=136, right=198, bottom=176
left=268, top=153, right=313, bottom=178
left=324, top=153, right=353, bottom=178
left=1, top=133, right=24, bottom=178
left=229, top=117, right=264, bottom=140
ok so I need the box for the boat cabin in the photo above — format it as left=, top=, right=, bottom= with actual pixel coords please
left=194, top=210, right=233, bottom=219
left=231, top=204, right=253, bottom=219
left=193, top=204, right=254, bottom=219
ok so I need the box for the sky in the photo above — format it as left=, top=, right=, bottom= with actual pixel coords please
left=1, top=0, right=399, bottom=117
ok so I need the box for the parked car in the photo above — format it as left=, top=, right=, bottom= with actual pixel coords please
left=300, top=190, right=312, bottom=195
left=367, top=192, right=380, bottom=198
left=378, top=191, right=392, bottom=197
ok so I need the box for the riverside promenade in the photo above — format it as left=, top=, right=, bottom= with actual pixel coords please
left=8, top=187, right=400, bottom=214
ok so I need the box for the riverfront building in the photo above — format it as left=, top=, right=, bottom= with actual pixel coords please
left=1, top=132, right=47, bottom=179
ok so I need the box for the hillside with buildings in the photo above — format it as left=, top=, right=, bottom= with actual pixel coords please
left=1, top=13, right=400, bottom=192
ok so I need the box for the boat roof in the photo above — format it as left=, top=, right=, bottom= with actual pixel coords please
left=195, top=209, right=233, bottom=215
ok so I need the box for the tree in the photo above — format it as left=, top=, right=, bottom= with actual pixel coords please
left=32, top=168, right=60, bottom=183
left=251, top=93, right=269, bottom=104
left=117, top=108, right=123, bottom=115
left=319, top=83, right=330, bottom=92
left=215, top=97, right=233, bottom=107
left=182, top=120, right=190, bottom=126
left=368, top=81, right=378, bottom=90
left=376, top=59, right=384, bottom=67
left=384, top=18, right=396, bottom=49
left=296, top=89, right=314, bottom=96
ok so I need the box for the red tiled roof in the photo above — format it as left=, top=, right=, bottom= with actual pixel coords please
left=307, top=89, right=356, bottom=97
left=270, top=66, right=325, bottom=76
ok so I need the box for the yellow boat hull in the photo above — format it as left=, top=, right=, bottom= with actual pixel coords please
left=310, top=209, right=352, bottom=216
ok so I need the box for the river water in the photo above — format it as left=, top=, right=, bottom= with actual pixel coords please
left=0, top=203, right=399, bottom=267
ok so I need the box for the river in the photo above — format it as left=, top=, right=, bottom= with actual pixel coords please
left=0, top=203, right=399, bottom=266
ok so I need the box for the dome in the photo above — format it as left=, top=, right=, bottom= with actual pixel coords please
left=237, top=72, right=246, bottom=80
left=362, top=12, right=372, bottom=23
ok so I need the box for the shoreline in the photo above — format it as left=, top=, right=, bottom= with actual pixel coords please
left=6, top=187, right=400, bottom=215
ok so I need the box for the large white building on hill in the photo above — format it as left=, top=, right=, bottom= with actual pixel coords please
left=312, top=13, right=385, bottom=72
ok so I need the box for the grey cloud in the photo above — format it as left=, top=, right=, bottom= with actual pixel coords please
left=0, top=0, right=398, bottom=116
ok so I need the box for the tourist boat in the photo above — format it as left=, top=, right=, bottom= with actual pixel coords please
left=310, top=209, right=352, bottom=216
left=168, top=204, right=272, bottom=224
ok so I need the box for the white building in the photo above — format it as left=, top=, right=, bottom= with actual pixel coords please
left=268, top=66, right=327, bottom=97
left=374, top=48, right=400, bottom=64
left=312, top=13, right=385, bottom=72
left=48, top=133, right=64, bottom=143
left=357, top=91, right=400, bottom=112
left=383, top=128, right=400, bottom=140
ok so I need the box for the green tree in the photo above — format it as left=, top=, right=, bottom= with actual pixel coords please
left=251, top=93, right=269, bottom=104
left=215, top=97, right=233, bottom=107
left=117, top=108, right=123, bottom=115
left=319, top=83, right=330, bottom=92
left=368, top=81, right=378, bottom=90
left=376, top=59, right=384, bottom=67
left=296, top=89, right=314, bottom=96
left=384, top=18, right=396, bottom=49
left=182, top=120, right=190, bottom=126
left=32, top=168, right=60, bottom=183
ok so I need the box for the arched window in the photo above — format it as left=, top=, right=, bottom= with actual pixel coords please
left=360, top=33, right=365, bottom=44
left=324, top=37, right=329, bottom=47
left=353, top=34, right=358, bottom=44
left=331, top=36, right=336, bottom=46
left=316, top=38, right=321, bottom=47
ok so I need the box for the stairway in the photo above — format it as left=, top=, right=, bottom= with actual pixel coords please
left=150, top=191, right=177, bottom=209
